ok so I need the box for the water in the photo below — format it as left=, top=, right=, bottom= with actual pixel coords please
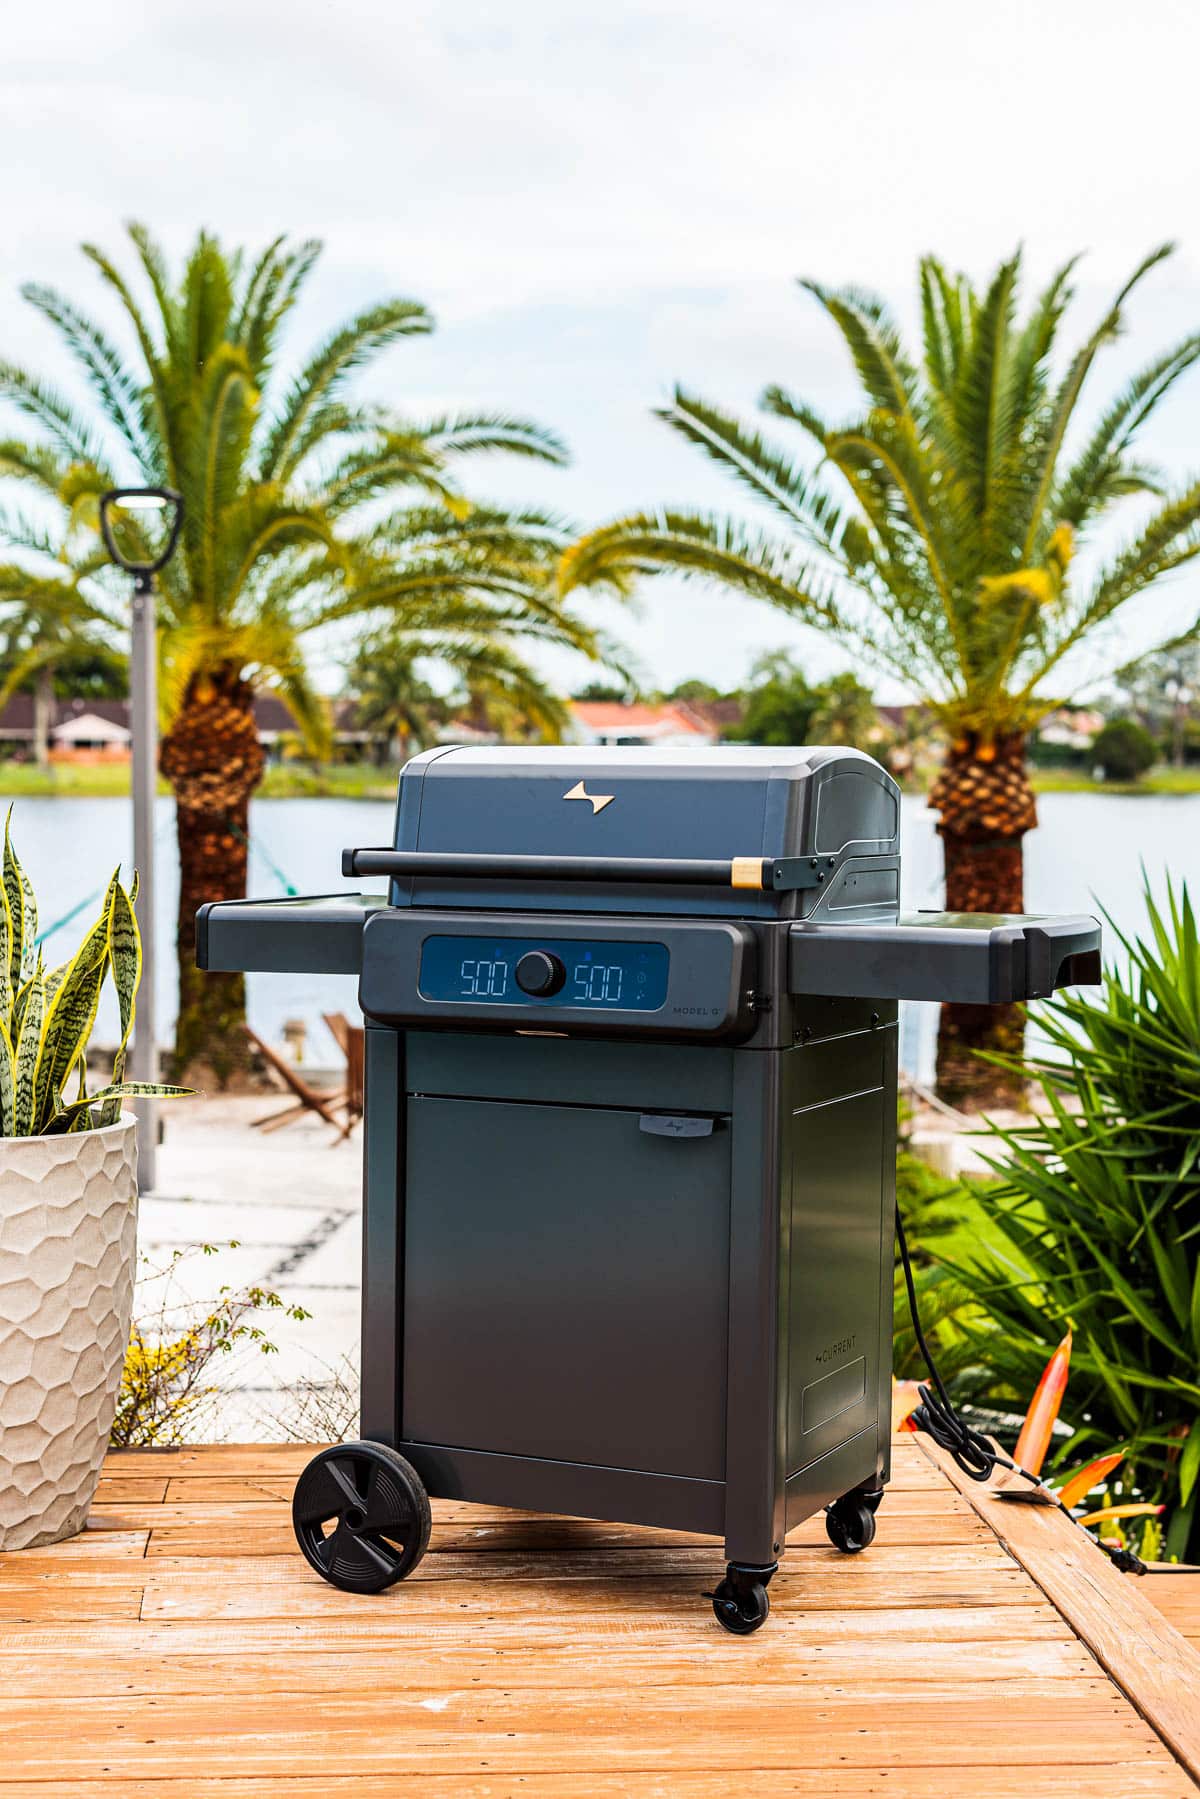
left=13, top=790, right=1199, bottom=1075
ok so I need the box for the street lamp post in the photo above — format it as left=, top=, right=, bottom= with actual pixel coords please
left=99, top=487, right=183, bottom=1195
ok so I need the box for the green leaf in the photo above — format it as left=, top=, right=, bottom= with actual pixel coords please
left=100, top=882, right=141, bottom=1126
left=43, top=1081, right=192, bottom=1134
left=3, top=809, right=23, bottom=992
left=1179, top=1428, right=1200, bottom=1507
left=13, top=973, right=45, bottom=1134
left=0, top=1017, right=14, bottom=1135
left=31, top=878, right=117, bottom=1133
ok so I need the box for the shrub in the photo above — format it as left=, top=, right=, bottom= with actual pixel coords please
left=944, top=879, right=1200, bottom=1560
left=1090, top=716, right=1158, bottom=781
left=111, top=1243, right=311, bottom=1447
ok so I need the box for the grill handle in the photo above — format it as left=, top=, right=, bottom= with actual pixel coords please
left=342, top=847, right=825, bottom=892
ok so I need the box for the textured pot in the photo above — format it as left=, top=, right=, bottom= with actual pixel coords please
left=0, top=1117, right=138, bottom=1550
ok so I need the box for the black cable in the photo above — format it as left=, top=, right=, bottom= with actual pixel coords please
left=895, top=1205, right=1042, bottom=1487
left=893, top=1203, right=1177, bottom=1577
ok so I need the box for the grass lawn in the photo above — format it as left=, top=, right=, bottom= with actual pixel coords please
left=1030, top=764, right=1200, bottom=794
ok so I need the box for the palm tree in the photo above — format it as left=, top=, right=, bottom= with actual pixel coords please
left=0, top=455, right=122, bottom=767
left=561, top=246, right=1200, bottom=1102
left=346, top=636, right=443, bottom=764
left=0, top=226, right=595, bottom=1081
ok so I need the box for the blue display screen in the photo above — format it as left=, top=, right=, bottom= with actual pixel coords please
left=419, top=935, right=669, bottom=1010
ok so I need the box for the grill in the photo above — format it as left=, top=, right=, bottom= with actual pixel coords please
left=197, top=744, right=1100, bottom=1632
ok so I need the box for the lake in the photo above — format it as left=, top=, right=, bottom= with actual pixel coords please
left=12, top=790, right=1198, bottom=1080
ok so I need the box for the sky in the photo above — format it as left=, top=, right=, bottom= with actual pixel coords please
left=5, top=0, right=1200, bottom=699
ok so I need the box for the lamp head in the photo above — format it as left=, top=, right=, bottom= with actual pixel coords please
left=99, top=487, right=183, bottom=577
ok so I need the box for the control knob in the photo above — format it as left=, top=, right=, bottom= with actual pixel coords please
left=515, top=950, right=566, bottom=997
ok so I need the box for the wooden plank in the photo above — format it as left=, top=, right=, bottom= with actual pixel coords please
left=91, top=1476, right=168, bottom=1503
left=135, top=1565, right=1046, bottom=1621
left=154, top=1474, right=969, bottom=1512
left=1141, top=1570, right=1200, bottom=1644
left=1, top=1530, right=148, bottom=1560
left=0, top=1690, right=1169, bottom=1780
left=920, top=1437, right=1200, bottom=1787
left=0, top=1635, right=1096, bottom=1697
left=128, top=1513, right=992, bottom=1560
left=11, top=1532, right=1014, bottom=1575
left=103, top=1445, right=322, bottom=1475
left=0, top=1770, right=1191, bottom=1799
left=0, top=1602, right=1075, bottom=1652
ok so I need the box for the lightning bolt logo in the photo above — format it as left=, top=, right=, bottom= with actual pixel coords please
left=563, top=779, right=614, bottom=815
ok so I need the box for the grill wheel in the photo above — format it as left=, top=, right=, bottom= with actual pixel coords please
left=292, top=1442, right=431, bottom=1593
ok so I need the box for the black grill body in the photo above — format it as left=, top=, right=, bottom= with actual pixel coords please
left=197, top=745, right=1100, bottom=1623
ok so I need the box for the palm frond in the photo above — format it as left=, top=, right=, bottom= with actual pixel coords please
left=413, top=412, right=569, bottom=465
left=256, top=299, right=432, bottom=480
left=20, top=283, right=150, bottom=471
left=0, top=364, right=107, bottom=464
left=799, top=279, right=919, bottom=419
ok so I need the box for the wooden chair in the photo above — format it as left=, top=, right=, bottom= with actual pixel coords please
left=246, top=1025, right=349, bottom=1137
left=321, top=1012, right=365, bottom=1141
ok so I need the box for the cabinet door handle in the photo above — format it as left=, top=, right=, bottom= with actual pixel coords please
left=638, top=1114, right=717, bottom=1139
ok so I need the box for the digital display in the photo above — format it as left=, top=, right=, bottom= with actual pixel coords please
left=419, top=935, right=669, bottom=1010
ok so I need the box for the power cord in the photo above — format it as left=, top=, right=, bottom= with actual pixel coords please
left=894, top=1204, right=1163, bottom=1576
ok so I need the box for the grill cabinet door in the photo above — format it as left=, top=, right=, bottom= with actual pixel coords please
left=402, top=1096, right=730, bottom=1480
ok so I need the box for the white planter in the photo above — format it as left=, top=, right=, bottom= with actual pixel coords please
left=0, top=1116, right=138, bottom=1550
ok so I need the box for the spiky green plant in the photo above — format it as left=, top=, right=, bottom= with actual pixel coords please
left=944, top=878, right=1200, bottom=1560
left=560, top=247, right=1200, bottom=1101
left=0, top=225, right=598, bottom=1079
left=0, top=812, right=186, bottom=1136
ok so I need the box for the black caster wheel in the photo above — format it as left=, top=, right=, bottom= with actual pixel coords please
left=292, top=1441, right=431, bottom=1593
left=706, top=1562, right=775, bottom=1635
left=860, top=1486, right=884, bottom=1514
left=825, top=1495, right=877, bottom=1554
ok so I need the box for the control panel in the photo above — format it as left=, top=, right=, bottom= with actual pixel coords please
left=360, top=911, right=757, bottom=1042
left=419, top=935, right=670, bottom=1012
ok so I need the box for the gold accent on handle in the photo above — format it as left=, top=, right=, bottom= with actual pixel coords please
left=730, top=856, right=764, bottom=890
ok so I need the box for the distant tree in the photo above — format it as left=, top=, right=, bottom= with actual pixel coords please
left=1091, top=716, right=1158, bottom=781
left=664, top=677, right=722, bottom=703
left=808, top=671, right=878, bottom=746
left=51, top=645, right=127, bottom=699
left=346, top=637, right=444, bottom=764
left=732, top=652, right=821, bottom=745
left=1115, top=636, right=1200, bottom=766
left=0, top=547, right=118, bottom=766
left=562, top=246, right=1200, bottom=1103
left=573, top=679, right=634, bottom=703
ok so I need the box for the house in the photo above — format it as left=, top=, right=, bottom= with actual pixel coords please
left=0, top=693, right=379, bottom=763
left=49, top=710, right=132, bottom=763
left=567, top=700, right=718, bottom=748
left=1036, top=706, right=1105, bottom=754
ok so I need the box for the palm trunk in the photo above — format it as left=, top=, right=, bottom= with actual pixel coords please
left=928, top=731, right=1037, bottom=1108
left=33, top=664, right=54, bottom=769
left=160, top=668, right=265, bottom=1087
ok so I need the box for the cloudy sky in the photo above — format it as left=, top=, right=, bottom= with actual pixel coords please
left=5, top=0, right=1200, bottom=697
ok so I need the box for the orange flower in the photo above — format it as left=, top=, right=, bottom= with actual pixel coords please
left=1054, top=1452, right=1123, bottom=1512
left=1013, top=1332, right=1072, bottom=1476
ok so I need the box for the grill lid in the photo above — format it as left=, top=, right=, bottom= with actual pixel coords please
left=386, top=744, right=900, bottom=918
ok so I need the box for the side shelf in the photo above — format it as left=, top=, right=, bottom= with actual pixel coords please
left=195, top=893, right=387, bottom=975
left=788, top=911, right=1101, bottom=1004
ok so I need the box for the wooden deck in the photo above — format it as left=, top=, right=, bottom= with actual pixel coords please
left=0, top=1434, right=1197, bottom=1796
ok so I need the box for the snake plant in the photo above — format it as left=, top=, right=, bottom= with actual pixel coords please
left=0, top=812, right=188, bottom=1137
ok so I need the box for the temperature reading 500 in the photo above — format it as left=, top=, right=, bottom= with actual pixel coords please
left=573, top=962, right=623, bottom=1003
left=460, top=958, right=508, bottom=997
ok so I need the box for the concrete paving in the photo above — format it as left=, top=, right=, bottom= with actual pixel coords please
left=138, top=1096, right=362, bottom=1440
